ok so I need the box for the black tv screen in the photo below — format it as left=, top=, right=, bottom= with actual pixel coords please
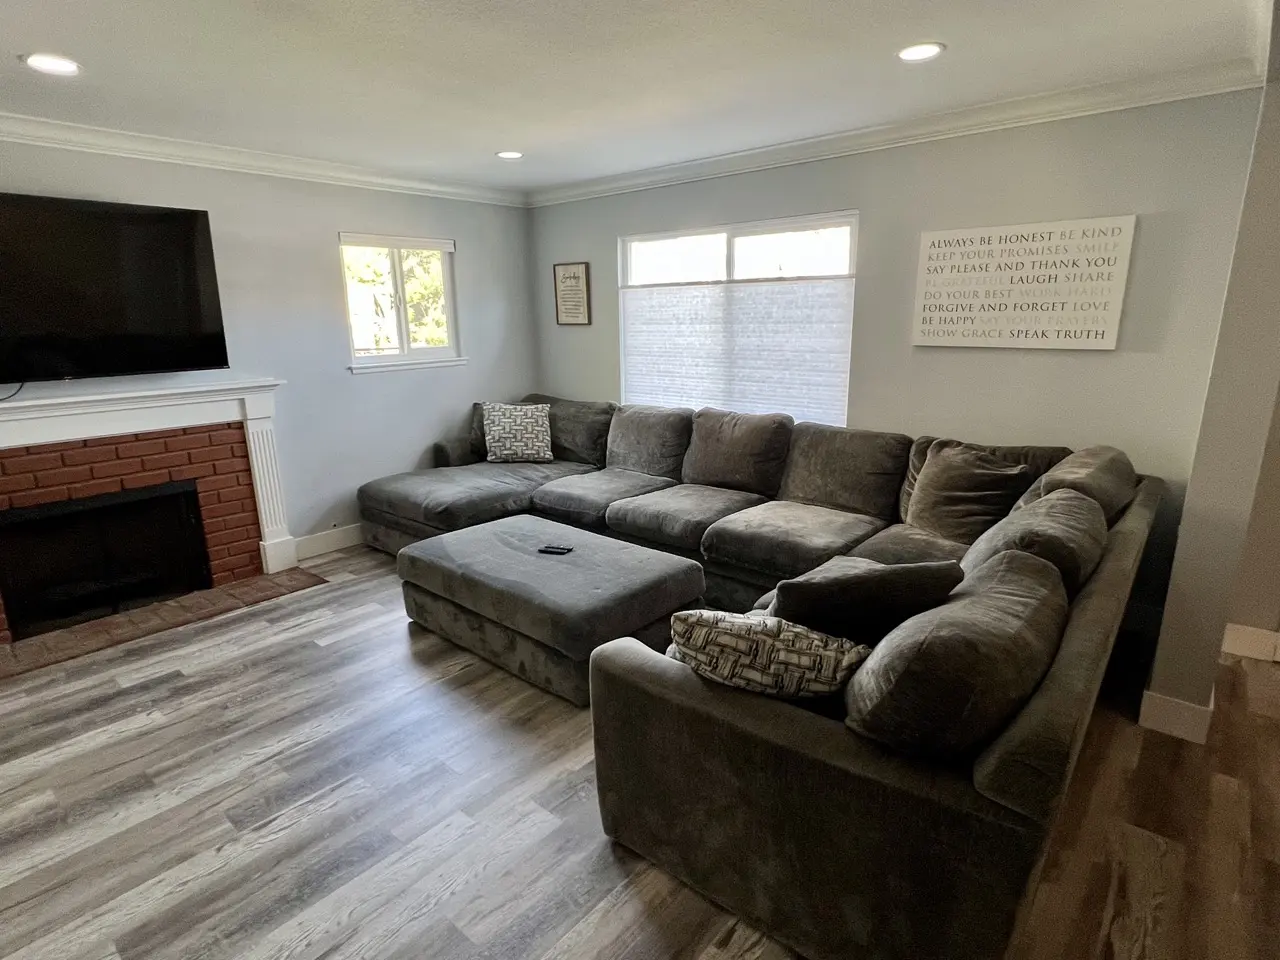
left=0, top=192, right=228, bottom=383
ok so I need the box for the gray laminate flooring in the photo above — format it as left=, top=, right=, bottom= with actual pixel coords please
left=0, top=546, right=1274, bottom=960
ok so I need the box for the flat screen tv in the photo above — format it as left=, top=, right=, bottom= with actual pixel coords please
left=0, top=191, right=228, bottom=383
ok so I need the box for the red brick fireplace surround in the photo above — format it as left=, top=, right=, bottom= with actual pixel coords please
left=0, top=422, right=264, bottom=644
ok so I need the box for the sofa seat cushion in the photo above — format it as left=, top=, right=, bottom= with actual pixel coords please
left=606, top=404, right=695, bottom=481
left=668, top=610, right=871, bottom=697
left=358, top=461, right=596, bottom=532
left=847, top=524, right=968, bottom=564
left=701, top=500, right=886, bottom=580
left=845, top=550, right=1069, bottom=758
left=778, top=422, right=912, bottom=520
left=532, top=468, right=677, bottom=528
left=769, top=556, right=964, bottom=642
left=963, top=488, right=1107, bottom=593
left=606, top=484, right=767, bottom=551
left=681, top=408, right=795, bottom=496
left=1014, top=445, right=1137, bottom=524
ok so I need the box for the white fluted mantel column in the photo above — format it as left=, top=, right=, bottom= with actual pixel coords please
left=241, top=389, right=297, bottom=573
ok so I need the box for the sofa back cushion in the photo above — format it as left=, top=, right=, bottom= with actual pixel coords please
left=1014, top=445, right=1137, bottom=525
left=769, top=556, right=963, bottom=642
left=963, top=488, right=1107, bottom=593
left=778, top=423, right=912, bottom=519
left=472, top=397, right=615, bottom=465
left=606, top=404, right=695, bottom=481
left=973, top=478, right=1163, bottom=824
left=898, top=437, right=1073, bottom=521
left=522, top=393, right=617, bottom=467
left=845, top=550, right=1068, bottom=758
left=682, top=408, right=795, bottom=496
left=904, top=442, right=1035, bottom=544
left=469, top=402, right=490, bottom=461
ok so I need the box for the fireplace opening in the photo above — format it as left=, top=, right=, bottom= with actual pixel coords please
left=0, top=481, right=213, bottom=641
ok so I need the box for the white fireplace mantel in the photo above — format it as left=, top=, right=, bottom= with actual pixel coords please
left=0, top=377, right=297, bottom=572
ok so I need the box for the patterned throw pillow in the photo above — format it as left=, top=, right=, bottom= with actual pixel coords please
left=669, top=610, right=871, bottom=697
left=482, top=402, right=553, bottom=463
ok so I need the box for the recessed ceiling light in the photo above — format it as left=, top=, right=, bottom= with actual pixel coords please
left=898, top=42, right=945, bottom=63
left=21, top=53, right=81, bottom=76
left=496, top=151, right=524, bottom=160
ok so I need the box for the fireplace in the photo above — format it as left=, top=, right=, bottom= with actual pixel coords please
left=0, top=482, right=213, bottom=640
left=0, top=422, right=267, bottom=645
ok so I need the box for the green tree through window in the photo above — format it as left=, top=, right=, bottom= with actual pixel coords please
left=401, top=249, right=448, bottom=348
left=339, top=236, right=457, bottom=363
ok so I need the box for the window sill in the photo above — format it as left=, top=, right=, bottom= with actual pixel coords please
left=348, top=356, right=469, bottom=375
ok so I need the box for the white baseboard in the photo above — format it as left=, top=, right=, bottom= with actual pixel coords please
left=295, top=523, right=364, bottom=560
left=1223, top=622, right=1280, bottom=661
left=1139, top=689, right=1215, bottom=744
left=260, top=537, right=300, bottom=574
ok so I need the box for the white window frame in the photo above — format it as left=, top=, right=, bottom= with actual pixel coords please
left=339, top=232, right=465, bottom=374
left=619, top=210, right=858, bottom=291
left=617, top=211, right=858, bottom=417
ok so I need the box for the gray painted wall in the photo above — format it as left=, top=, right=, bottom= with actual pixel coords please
left=1151, top=81, right=1280, bottom=707
left=1230, top=388, right=1280, bottom=632
left=530, top=91, right=1259, bottom=491
left=0, top=142, right=536, bottom=539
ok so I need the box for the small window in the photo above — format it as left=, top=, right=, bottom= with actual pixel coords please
left=339, top=233, right=460, bottom=370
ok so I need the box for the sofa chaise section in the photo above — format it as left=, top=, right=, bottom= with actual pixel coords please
left=361, top=393, right=616, bottom=553
left=359, top=461, right=595, bottom=550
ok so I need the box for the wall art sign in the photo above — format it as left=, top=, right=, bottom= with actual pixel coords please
left=913, top=215, right=1135, bottom=350
left=554, top=262, right=591, bottom=325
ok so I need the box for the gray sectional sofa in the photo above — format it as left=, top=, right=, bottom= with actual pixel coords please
left=357, top=393, right=1164, bottom=960
left=359, top=395, right=1018, bottom=610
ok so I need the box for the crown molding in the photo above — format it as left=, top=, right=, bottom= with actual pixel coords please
left=0, top=58, right=1264, bottom=210
left=0, top=113, right=526, bottom=207
left=527, top=59, right=1265, bottom=207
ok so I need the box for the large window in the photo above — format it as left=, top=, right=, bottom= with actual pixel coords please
left=339, top=233, right=460, bottom=372
left=620, top=213, right=857, bottom=426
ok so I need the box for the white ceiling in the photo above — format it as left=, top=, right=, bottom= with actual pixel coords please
left=0, top=0, right=1269, bottom=200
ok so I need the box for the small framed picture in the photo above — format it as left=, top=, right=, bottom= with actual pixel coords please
left=554, top=262, right=591, bottom=326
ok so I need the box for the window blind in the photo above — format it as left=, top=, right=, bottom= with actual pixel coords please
left=621, top=278, right=855, bottom=426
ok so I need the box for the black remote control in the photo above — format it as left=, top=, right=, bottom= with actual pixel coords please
left=538, top=544, right=574, bottom=555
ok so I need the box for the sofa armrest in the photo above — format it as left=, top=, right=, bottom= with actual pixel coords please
left=589, top=639, right=1046, bottom=960
left=432, top=437, right=479, bottom=468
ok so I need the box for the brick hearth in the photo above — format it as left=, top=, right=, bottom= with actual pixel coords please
left=0, top=422, right=264, bottom=643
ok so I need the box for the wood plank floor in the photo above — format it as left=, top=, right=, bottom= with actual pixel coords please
left=0, top=546, right=1274, bottom=960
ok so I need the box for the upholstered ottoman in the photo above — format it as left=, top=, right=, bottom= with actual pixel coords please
left=397, top=515, right=704, bottom=705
